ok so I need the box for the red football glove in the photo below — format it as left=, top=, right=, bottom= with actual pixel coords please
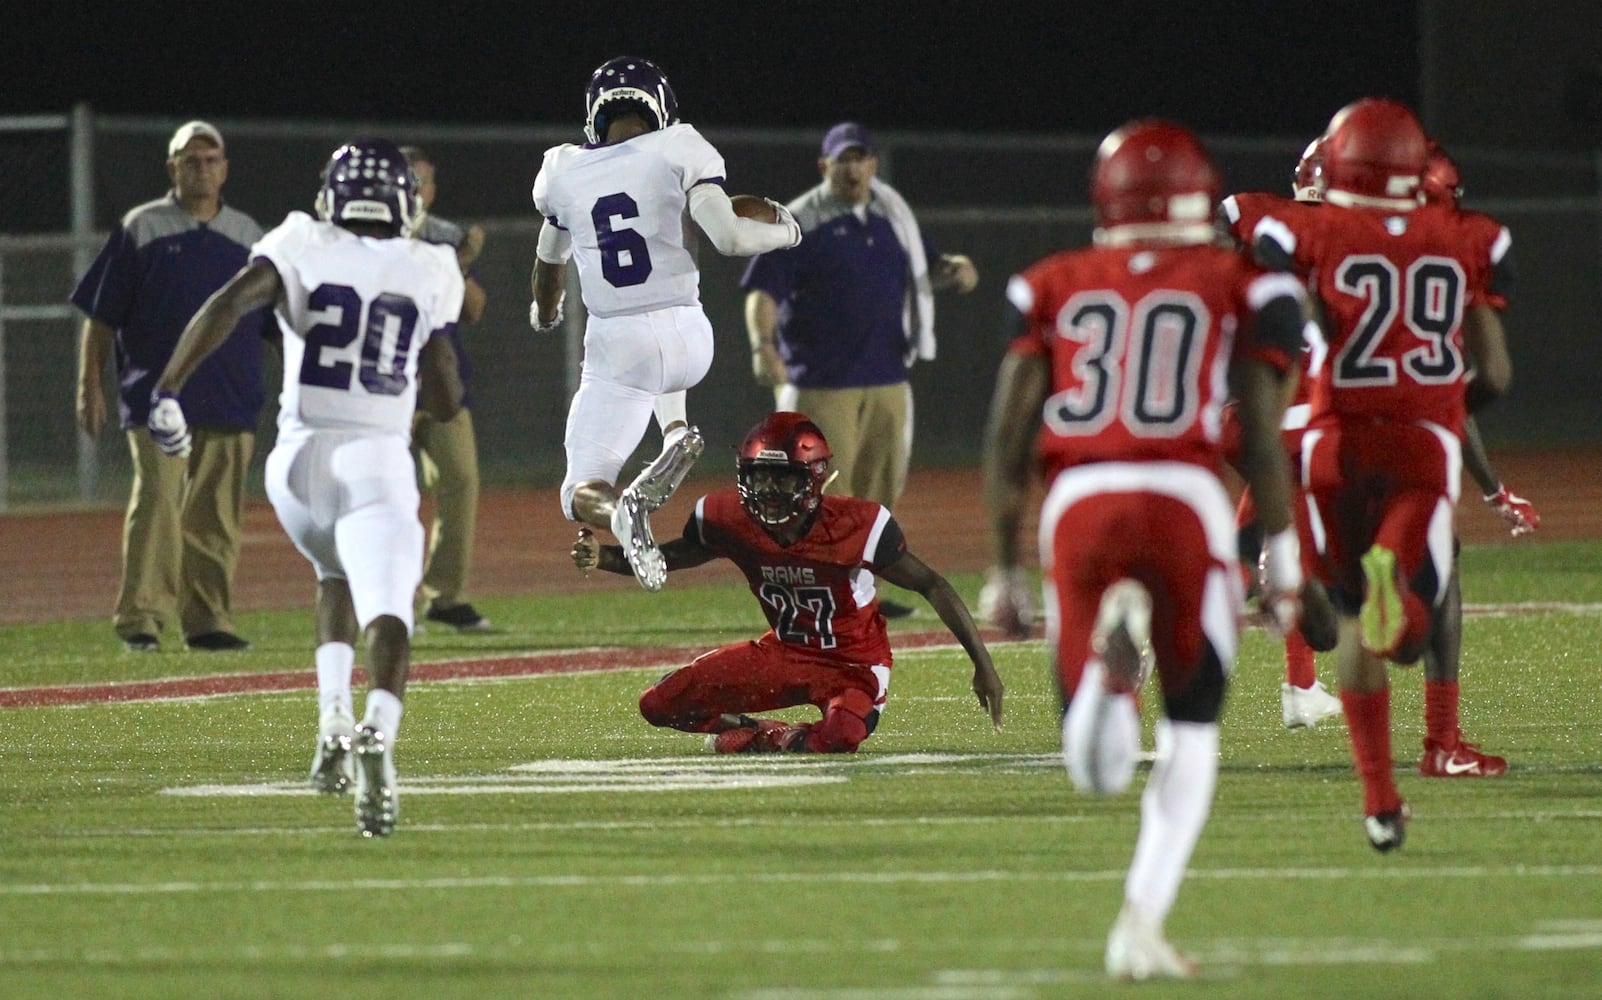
left=1485, top=484, right=1540, bottom=538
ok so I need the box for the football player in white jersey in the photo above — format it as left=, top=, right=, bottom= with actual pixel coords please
left=531, top=55, right=802, bottom=591
left=148, top=140, right=466, bottom=838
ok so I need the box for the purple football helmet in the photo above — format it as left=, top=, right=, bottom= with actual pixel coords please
left=584, top=56, right=679, bottom=144
left=314, top=139, right=420, bottom=236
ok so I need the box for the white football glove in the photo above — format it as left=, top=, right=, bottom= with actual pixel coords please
left=147, top=390, right=192, bottom=459
left=977, top=565, right=1036, bottom=638
left=769, top=201, right=802, bottom=249
left=1257, top=527, right=1303, bottom=635
left=530, top=299, right=564, bottom=333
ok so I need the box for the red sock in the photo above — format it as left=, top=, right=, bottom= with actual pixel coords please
left=1340, top=687, right=1401, bottom=815
left=1424, top=679, right=1460, bottom=747
left=1284, top=629, right=1316, bottom=689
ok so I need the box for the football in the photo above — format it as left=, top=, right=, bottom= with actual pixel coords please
left=729, top=194, right=778, bottom=224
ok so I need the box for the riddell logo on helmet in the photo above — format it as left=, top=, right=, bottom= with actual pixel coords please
left=755, top=449, right=789, bottom=462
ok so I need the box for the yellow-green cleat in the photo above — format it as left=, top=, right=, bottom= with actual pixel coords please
left=1359, top=544, right=1405, bottom=654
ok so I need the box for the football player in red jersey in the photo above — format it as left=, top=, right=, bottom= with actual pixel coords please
left=571, top=411, right=1003, bottom=754
left=983, top=120, right=1305, bottom=981
left=1251, top=99, right=1513, bottom=851
left=1219, top=137, right=1346, bottom=731
left=1411, top=140, right=1540, bottom=779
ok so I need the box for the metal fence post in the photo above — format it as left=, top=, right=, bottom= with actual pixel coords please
left=70, top=102, right=97, bottom=504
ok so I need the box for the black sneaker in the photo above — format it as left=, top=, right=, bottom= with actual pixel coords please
left=425, top=603, right=492, bottom=632
left=879, top=599, right=915, bottom=619
left=1364, top=803, right=1410, bottom=853
left=123, top=633, right=160, bottom=653
left=185, top=631, right=251, bottom=652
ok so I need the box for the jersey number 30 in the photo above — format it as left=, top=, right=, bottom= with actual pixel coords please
left=300, top=284, right=418, bottom=396
left=1046, top=290, right=1208, bottom=437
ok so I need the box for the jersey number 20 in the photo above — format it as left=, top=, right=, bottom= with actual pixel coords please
left=300, top=284, right=418, bottom=396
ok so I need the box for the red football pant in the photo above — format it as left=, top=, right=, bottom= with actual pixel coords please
left=1041, top=462, right=1240, bottom=708
left=638, top=632, right=886, bottom=753
left=1301, top=419, right=1457, bottom=659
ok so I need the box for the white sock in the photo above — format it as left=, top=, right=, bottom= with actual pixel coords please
left=1062, top=660, right=1140, bottom=795
left=1124, top=719, right=1219, bottom=924
left=315, top=643, right=355, bottom=719
left=653, top=391, right=687, bottom=433
left=362, top=688, right=405, bottom=741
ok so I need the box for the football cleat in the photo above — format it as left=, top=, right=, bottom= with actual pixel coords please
left=309, top=710, right=356, bottom=795
left=1091, top=579, right=1155, bottom=694
left=628, top=425, right=704, bottom=511
left=1359, top=545, right=1405, bottom=656
left=1105, top=902, right=1197, bottom=981
left=610, top=490, right=666, bottom=591
left=352, top=723, right=398, bottom=838
left=1420, top=736, right=1508, bottom=778
left=1363, top=802, right=1410, bottom=853
left=708, top=717, right=808, bottom=754
left=1281, top=680, right=1344, bottom=730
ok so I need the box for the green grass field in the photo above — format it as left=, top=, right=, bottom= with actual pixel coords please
left=2, top=542, right=1600, bottom=999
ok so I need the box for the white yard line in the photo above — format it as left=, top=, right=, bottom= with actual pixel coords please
left=5, top=864, right=1602, bottom=898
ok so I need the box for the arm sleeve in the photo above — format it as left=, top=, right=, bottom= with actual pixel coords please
left=688, top=184, right=799, bottom=256
left=1003, top=272, right=1049, bottom=357
left=537, top=220, right=573, bottom=264
left=1241, top=271, right=1308, bottom=373
left=869, top=515, right=908, bottom=569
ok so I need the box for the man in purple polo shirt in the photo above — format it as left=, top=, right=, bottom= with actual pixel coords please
left=742, top=122, right=978, bottom=617
left=72, top=120, right=268, bottom=653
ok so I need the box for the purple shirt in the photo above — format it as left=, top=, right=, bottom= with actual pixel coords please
left=741, top=186, right=937, bottom=389
left=70, top=194, right=267, bottom=430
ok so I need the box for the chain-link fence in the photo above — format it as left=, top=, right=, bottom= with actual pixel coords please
left=2, top=109, right=1598, bottom=510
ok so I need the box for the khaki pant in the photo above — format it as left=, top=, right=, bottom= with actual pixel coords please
left=115, top=427, right=253, bottom=641
left=777, top=382, right=912, bottom=509
left=413, top=407, right=480, bottom=610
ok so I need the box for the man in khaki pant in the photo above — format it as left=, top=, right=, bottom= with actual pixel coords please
left=403, top=146, right=492, bottom=632
left=72, top=120, right=266, bottom=653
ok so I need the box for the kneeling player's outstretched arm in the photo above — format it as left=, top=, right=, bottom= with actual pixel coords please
left=880, top=550, right=1004, bottom=730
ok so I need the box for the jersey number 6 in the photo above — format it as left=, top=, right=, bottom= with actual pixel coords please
left=592, top=193, right=654, bottom=288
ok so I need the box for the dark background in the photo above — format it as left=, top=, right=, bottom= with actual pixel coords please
left=11, top=3, right=1424, bottom=136
left=3, top=0, right=1598, bottom=494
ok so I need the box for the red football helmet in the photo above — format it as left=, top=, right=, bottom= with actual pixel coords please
left=1421, top=141, right=1463, bottom=207
left=1292, top=137, right=1325, bottom=203
left=1319, top=97, right=1428, bottom=208
left=737, top=412, right=832, bottom=527
left=1090, top=119, right=1220, bottom=242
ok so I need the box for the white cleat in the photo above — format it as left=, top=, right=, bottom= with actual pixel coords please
left=352, top=723, right=398, bottom=838
left=308, top=710, right=356, bottom=795
left=628, top=425, right=704, bottom=511
left=1105, top=902, right=1198, bottom=981
left=1282, top=680, right=1344, bottom=730
left=1091, top=579, right=1155, bottom=693
left=611, top=490, right=666, bottom=592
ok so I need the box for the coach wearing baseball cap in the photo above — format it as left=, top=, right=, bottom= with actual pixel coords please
left=71, top=119, right=269, bottom=653
left=741, top=122, right=978, bottom=617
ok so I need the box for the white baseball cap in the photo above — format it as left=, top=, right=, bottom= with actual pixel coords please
left=167, top=120, right=224, bottom=158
